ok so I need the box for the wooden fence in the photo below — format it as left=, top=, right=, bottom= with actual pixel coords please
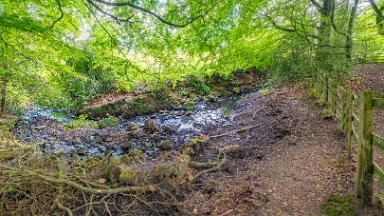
left=324, top=82, right=384, bottom=204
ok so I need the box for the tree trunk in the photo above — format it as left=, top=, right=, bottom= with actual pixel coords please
left=346, top=0, right=359, bottom=61
left=0, top=79, right=8, bottom=117
left=368, top=0, right=384, bottom=35
left=316, top=0, right=335, bottom=103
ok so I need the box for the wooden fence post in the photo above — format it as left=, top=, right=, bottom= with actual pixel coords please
left=355, top=91, right=373, bottom=204
left=346, top=90, right=353, bottom=159
left=330, top=81, right=337, bottom=115
left=340, top=90, right=347, bottom=131
left=324, top=76, right=329, bottom=105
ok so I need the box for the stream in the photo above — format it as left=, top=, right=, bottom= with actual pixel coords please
left=13, top=95, right=245, bottom=159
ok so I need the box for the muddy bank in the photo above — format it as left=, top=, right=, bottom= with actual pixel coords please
left=79, top=69, right=264, bottom=119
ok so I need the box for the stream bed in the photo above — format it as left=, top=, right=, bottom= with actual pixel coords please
left=13, top=95, right=246, bottom=159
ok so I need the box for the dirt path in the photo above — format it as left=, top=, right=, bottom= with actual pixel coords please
left=181, top=86, right=357, bottom=215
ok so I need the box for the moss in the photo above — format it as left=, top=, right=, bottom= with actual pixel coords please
left=123, top=95, right=173, bottom=118
left=159, top=140, right=172, bottom=151
left=321, top=109, right=335, bottom=120
left=122, top=142, right=132, bottom=150
left=0, top=116, right=18, bottom=131
left=232, top=87, right=241, bottom=94
left=322, top=195, right=355, bottom=216
left=98, top=116, right=119, bottom=129
left=118, top=168, right=142, bottom=185
left=64, top=114, right=98, bottom=130
left=302, top=88, right=320, bottom=99
left=104, top=158, right=122, bottom=182
left=181, top=135, right=210, bottom=155
left=185, top=101, right=195, bottom=111
left=257, top=88, right=270, bottom=96
left=127, top=148, right=144, bottom=157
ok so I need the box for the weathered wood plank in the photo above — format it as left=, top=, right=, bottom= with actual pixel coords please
left=346, top=91, right=354, bottom=158
left=353, top=125, right=359, bottom=143
left=373, top=134, right=384, bottom=151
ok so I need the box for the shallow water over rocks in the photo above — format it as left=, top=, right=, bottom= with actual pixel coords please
left=13, top=95, right=244, bottom=158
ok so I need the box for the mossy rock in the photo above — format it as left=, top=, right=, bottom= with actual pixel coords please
left=122, top=142, right=132, bottom=151
left=232, top=87, right=241, bottom=94
left=127, top=123, right=139, bottom=131
left=181, top=135, right=210, bottom=155
left=98, top=117, right=119, bottom=129
left=64, top=114, right=98, bottom=130
left=80, top=93, right=176, bottom=119
left=127, top=148, right=144, bottom=157
left=159, top=140, right=173, bottom=151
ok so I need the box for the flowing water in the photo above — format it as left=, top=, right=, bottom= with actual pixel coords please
left=13, top=95, right=245, bottom=158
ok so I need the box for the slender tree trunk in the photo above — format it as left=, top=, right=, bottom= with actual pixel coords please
left=368, top=0, right=384, bottom=35
left=316, top=0, right=335, bottom=103
left=0, top=79, right=8, bottom=117
left=346, top=0, right=359, bottom=61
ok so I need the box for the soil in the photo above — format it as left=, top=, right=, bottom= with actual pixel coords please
left=180, top=82, right=384, bottom=215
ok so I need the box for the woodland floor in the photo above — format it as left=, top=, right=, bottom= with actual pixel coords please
left=179, top=64, right=384, bottom=215
left=3, top=65, right=384, bottom=216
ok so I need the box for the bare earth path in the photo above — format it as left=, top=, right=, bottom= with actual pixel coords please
left=182, top=86, right=358, bottom=215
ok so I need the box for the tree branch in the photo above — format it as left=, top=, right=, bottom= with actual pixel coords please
left=51, top=0, right=64, bottom=28
left=87, top=0, right=134, bottom=23
left=309, top=0, right=322, bottom=11
left=91, top=0, right=204, bottom=28
left=0, top=35, right=12, bottom=47
left=369, top=0, right=383, bottom=22
left=81, top=0, right=142, bottom=73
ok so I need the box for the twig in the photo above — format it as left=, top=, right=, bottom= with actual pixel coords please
left=252, top=107, right=264, bottom=118
left=210, top=124, right=261, bottom=139
left=218, top=209, right=234, bottom=216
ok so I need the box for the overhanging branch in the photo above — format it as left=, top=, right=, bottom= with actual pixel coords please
left=51, top=0, right=64, bottom=28
left=369, top=0, right=383, bottom=22
left=91, top=0, right=204, bottom=28
left=87, top=0, right=134, bottom=23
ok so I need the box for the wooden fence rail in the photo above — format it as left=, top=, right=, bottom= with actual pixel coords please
left=324, top=82, right=384, bottom=204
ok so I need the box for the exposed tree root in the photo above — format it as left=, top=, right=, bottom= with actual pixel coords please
left=210, top=124, right=261, bottom=138
left=193, top=153, right=227, bottom=181
left=0, top=163, right=157, bottom=194
left=189, top=161, right=218, bottom=169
